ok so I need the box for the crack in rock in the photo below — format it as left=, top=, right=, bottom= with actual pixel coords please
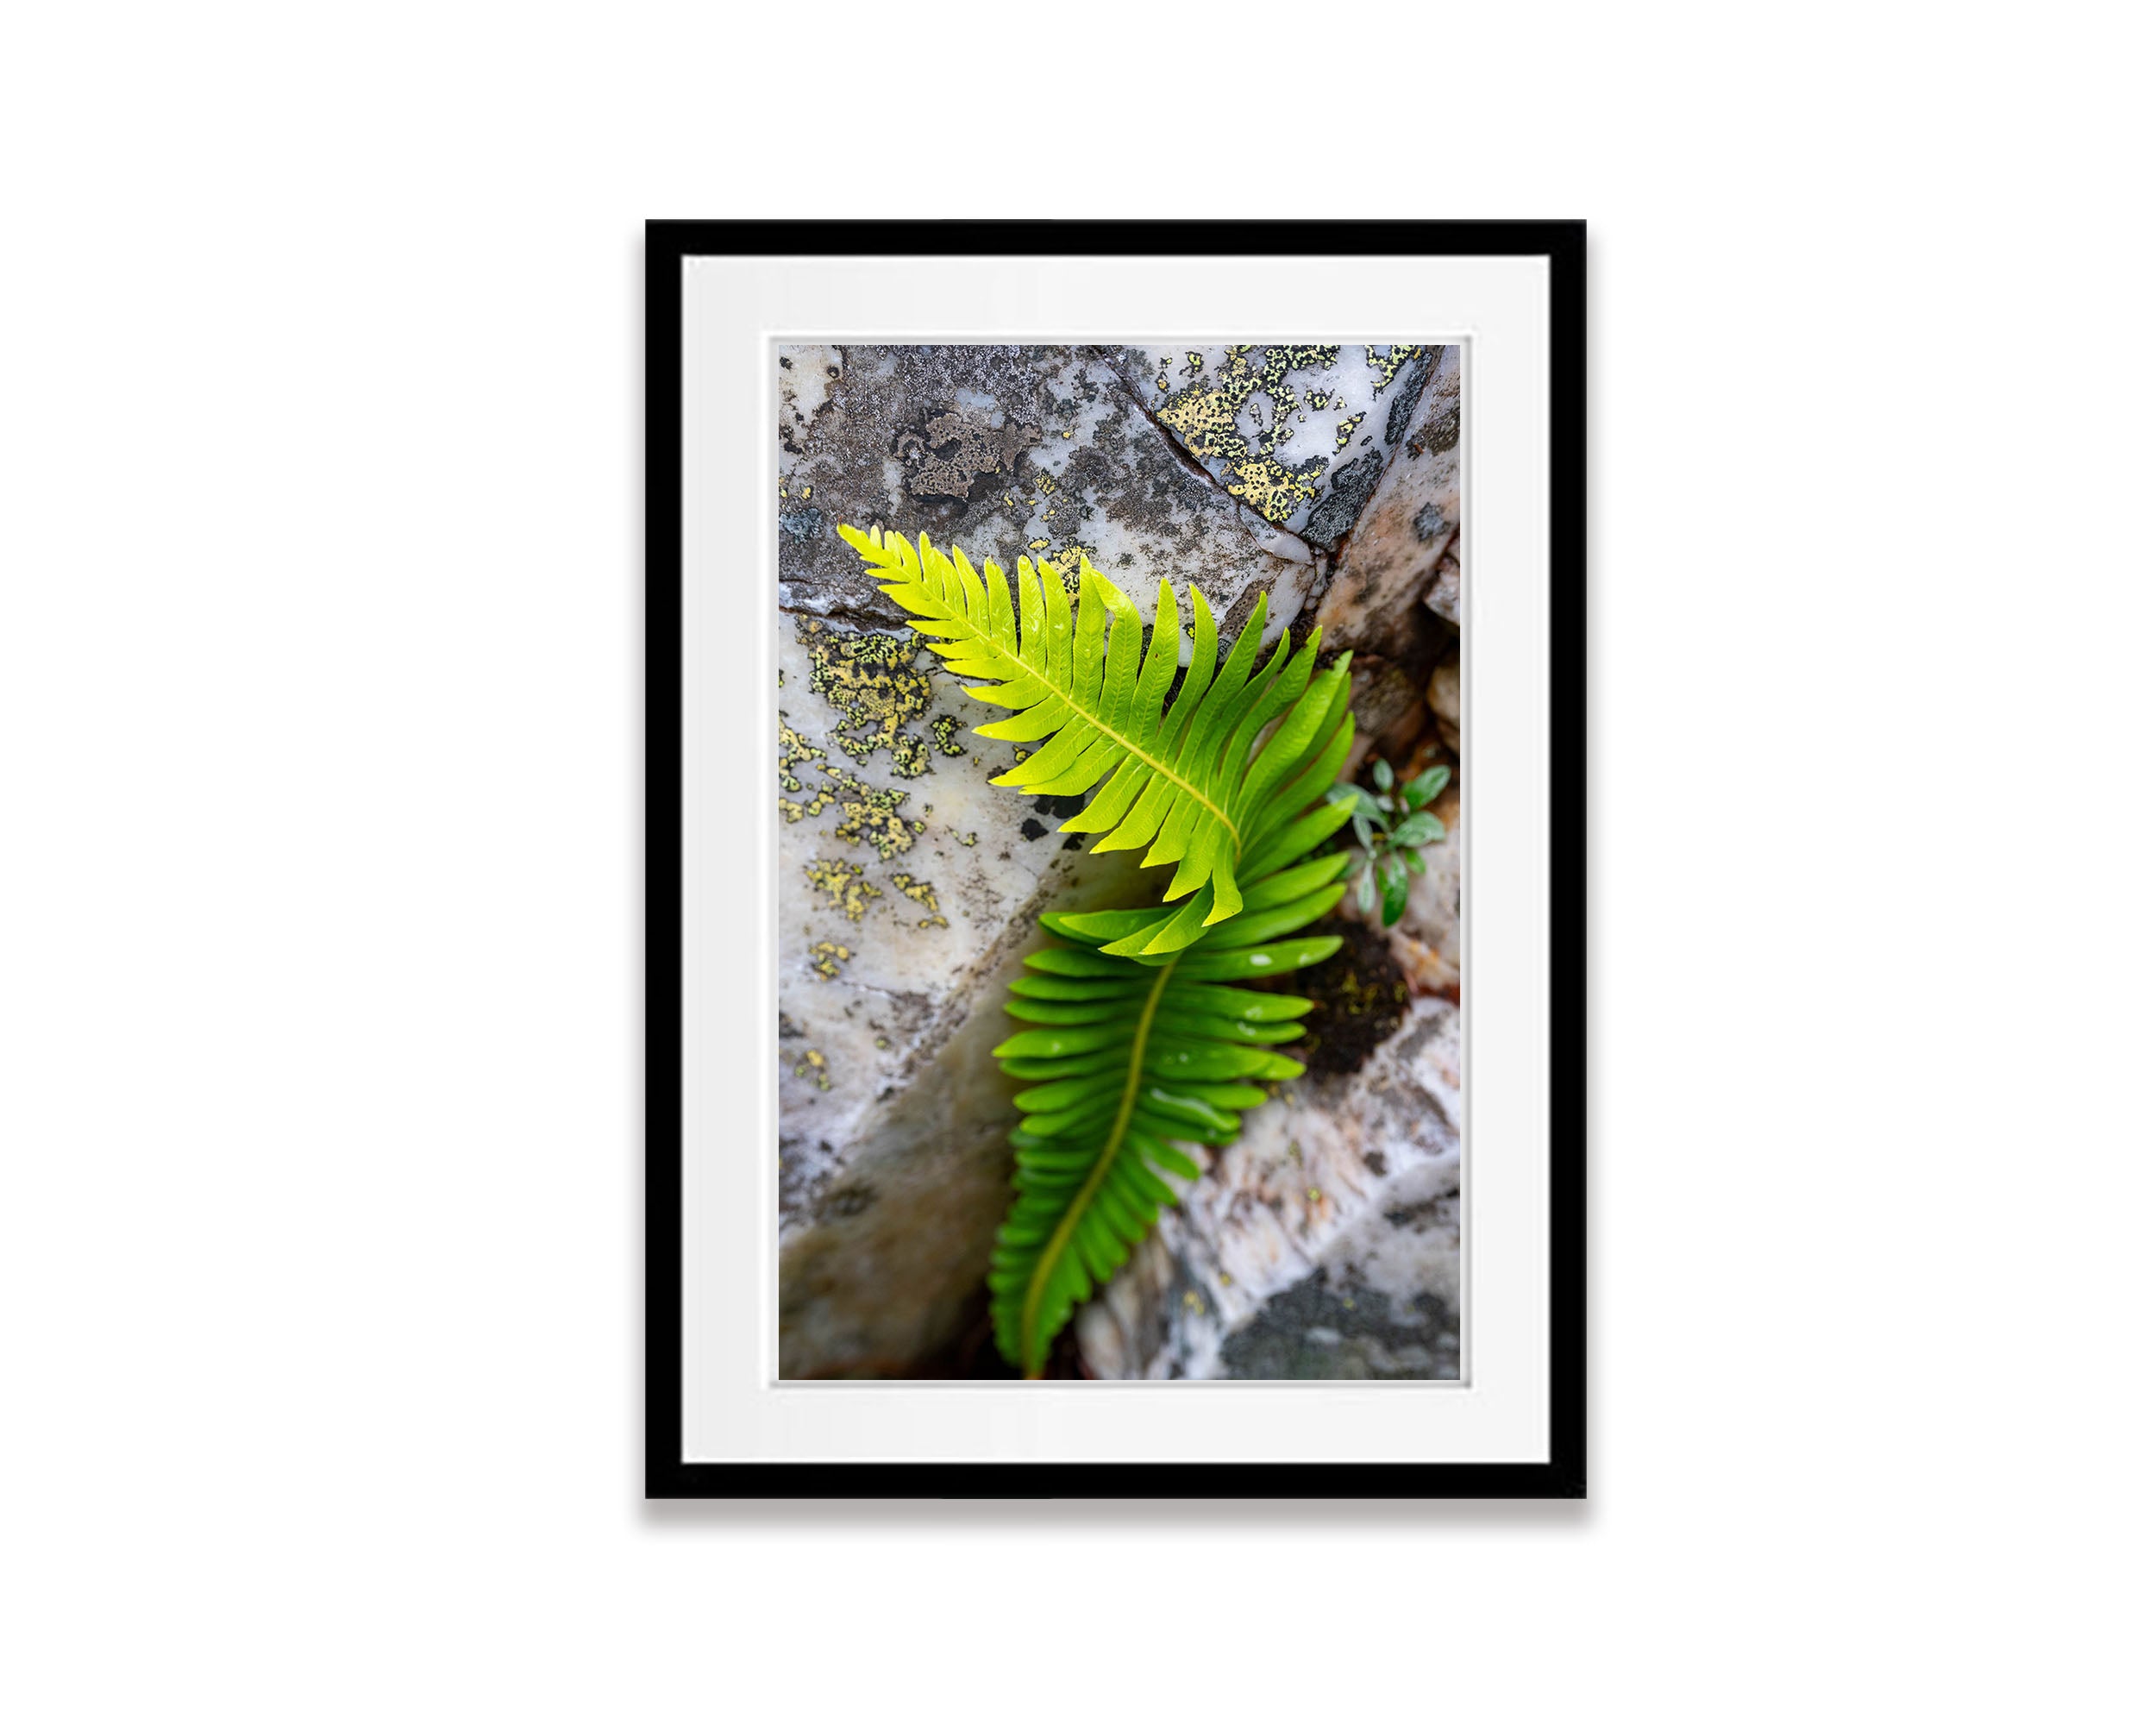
left=1101, top=360, right=1330, bottom=568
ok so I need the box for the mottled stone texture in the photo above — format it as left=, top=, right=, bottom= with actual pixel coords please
left=1098, top=343, right=1438, bottom=550
left=777, top=345, right=1322, bottom=641
left=774, top=342, right=1466, bottom=1379
left=1075, top=997, right=1462, bottom=1380
left=1316, top=345, right=1462, bottom=659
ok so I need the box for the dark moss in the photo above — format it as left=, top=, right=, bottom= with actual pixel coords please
left=1273, top=918, right=1410, bottom=1076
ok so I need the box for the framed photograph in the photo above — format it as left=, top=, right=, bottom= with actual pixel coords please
left=648, top=221, right=1584, bottom=1496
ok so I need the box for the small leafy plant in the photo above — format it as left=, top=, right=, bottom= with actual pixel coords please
left=1326, top=761, right=1450, bottom=926
left=838, top=524, right=1359, bottom=1374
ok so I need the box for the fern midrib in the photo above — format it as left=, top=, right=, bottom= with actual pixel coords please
left=1018, top=953, right=1180, bottom=1377
left=936, top=585, right=1244, bottom=865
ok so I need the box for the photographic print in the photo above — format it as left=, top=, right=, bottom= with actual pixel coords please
left=650, top=222, right=1583, bottom=1494
left=773, top=341, right=1464, bottom=1382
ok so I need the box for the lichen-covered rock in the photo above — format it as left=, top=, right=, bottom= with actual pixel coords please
left=1099, top=343, right=1441, bottom=553
left=1075, top=995, right=1462, bottom=1380
left=776, top=344, right=1324, bottom=643
left=775, top=607, right=1168, bottom=1375
left=776, top=853, right=1139, bottom=1377
left=1313, top=346, right=1461, bottom=661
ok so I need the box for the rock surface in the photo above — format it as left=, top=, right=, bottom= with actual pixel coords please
left=1426, top=652, right=1461, bottom=756
left=773, top=342, right=1466, bottom=1378
left=777, top=345, right=1330, bottom=643
left=1075, top=994, right=1463, bottom=1380
left=1099, top=344, right=1441, bottom=555
left=1315, top=345, right=1462, bottom=660
left=1424, top=546, right=1463, bottom=628
left=774, top=612, right=1155, bottom=1376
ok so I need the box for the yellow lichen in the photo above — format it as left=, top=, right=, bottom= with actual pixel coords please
left=1227, top=455, right=1320, bottom=521
left=803, top=857, right=881, bottom=922
left=807, top=942, right=852, bottom=982
left=1154, top=345, right=1343, bottom=522
left=1035, top=544, right=1092, bottom=593
left=780, top=759, right=924, bottom=860
left=777, top=712, right=824, bottom=794
left=792, top=1048, right=830, bottom=1090
left=1365, top=342, right=1424, bottom=392
left=890, top=873, right=947, bottom=930
left=798, top=621, right=933, bottom=778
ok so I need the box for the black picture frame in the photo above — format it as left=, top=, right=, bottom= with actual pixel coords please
left=646, top=220, right=1586, bottom=1499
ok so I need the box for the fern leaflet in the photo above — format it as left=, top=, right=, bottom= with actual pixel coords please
left=837, top=525, right=1355, bottom=950
left=987, top=849, right=1352, bottom=1376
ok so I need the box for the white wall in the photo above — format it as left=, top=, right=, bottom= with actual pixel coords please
left=2, top=5, right=2147, bottom=1719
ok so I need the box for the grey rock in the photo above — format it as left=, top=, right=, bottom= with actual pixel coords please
left=776, top=855, right=1142, bottom=1379
left=774, top=609, right=1164, bottom=1375
left=1427, top=652, right=1460, bottom=755
left=777, top=344, right=1319, bottom=643
left=1099, top=343, right=1438, bottom=552
left=1346, top=655, right=1430, bottom=756
left=1314, top=345, right=1461, bottom=661
left=1423, top=547, right=1463, bottom=628
left=1217, top=1156, right=1462, bottom=1380
left=1075, top=996, right=1463, bottom=1380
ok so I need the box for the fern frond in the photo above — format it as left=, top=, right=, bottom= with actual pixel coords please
left=986, top=851, right=1351, bottom=1377
left=837, top=525, right=1355, bottom=947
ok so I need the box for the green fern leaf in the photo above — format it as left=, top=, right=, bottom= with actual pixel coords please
left=987, top=849, right=1351, bottom=1377
left=837, top=525, right=1356, bottom=949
